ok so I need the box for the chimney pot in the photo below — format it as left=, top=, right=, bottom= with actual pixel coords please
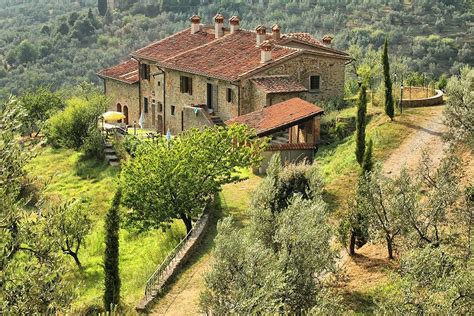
left=260, top=40, right=273, bottom=63
left=322, top=35, right=333, bottom=46
left=190, top=15, right=201, bottom=34
left=214, top=13, right=225, bottom=38
left=229, top=16, right=240, bottom=33
left=271, top=24, right=281, bottom=40
left=255, top=25, right=267, bottom=45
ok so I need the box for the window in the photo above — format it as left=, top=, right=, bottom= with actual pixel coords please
left=158, top=102, right=163, bottom=112
left=171, top=105, right=176, bottom=116
left=309, top=75, right=320, bottom=91
left=226, top=87, right=233, bottom=103
left=180, top=76, right=193, bottom=95
left=144, top=97, right=149, bottom=113
left=141, top=63, right=150, bottom=80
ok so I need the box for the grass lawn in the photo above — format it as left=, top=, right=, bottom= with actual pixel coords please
left=316, top=105, right=441, bottom=213
left=26, top=147, right=186, bottom=312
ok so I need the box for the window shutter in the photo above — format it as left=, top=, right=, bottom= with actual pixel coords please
left=188, top=77, right=193, bottom=95
left=180, top=76, right=184, bottom=93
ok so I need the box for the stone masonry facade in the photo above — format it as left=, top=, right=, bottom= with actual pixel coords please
left=98, top=14, right=350, bottom=136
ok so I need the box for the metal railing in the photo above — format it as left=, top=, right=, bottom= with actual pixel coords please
left=144, top=213, right=208, bottom=299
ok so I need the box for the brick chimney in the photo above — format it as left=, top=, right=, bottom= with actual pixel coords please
left=322, top=35, right=333, bottom=46
left=190, top=15, right=201, bottom=34
left=229, top=16, right=240, bottom=34
left=214, top=13, right=224, bottom=38
left=271, top=24, right=281, bottom=40
left=255, top=25, right=267, bottom=46
left=260, top=40, right=273, bottom=63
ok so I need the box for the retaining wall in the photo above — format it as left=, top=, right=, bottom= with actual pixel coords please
left=401, top=87, right=444, bottom=107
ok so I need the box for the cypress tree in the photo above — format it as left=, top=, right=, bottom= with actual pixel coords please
left=362, top=139, right=374, bottom=174
left=103, top=188, right=121, bottom=311
left=382, top=38, right=394, bottom=120
left=355, top=84, right=367, bottom=165
left=98, top=0, right=107, bottom=17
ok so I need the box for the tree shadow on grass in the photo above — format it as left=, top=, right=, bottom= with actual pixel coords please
left=394, top=120, right=444, bottom=137
left=340, top=290, right=376, bottom=315
left=74, top=155, right=119, bottom=181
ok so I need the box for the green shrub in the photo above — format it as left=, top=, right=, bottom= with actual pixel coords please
left=46, top=95, right=106, bottom=150
left=83, top=127, right=105, bottom=160
left=320, top=97, right=349, bottom=113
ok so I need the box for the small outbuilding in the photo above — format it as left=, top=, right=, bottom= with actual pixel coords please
left=225, top=97, right=324, bottom=173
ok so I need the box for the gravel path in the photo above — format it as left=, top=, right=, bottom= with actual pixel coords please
left=382, top=107, right=447, bottom=177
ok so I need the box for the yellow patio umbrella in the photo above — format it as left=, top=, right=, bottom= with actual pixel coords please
left=101, top=111, right=126, bottom=122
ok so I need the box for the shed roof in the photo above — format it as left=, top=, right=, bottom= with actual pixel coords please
left=225, top=97, right=324, bottom=136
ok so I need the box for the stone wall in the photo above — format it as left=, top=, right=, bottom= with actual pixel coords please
left=242, top=53, right=346, bottom=113
left=139, top=61, right=165, bottom=130
left=164, top=69, right=238, bottom=134
left=104, top=79, right=139, bottom=126
left=401, top=87, right=444, bottom=107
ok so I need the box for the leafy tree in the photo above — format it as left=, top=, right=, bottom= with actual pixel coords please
left=68, top=12, right=80, bottom=26
left=121, top=125, right=267, bottom=233
left=375, top=246, right=473, bottom=314
left=19, top=86, right=64, bottom=137
left=18, top=40, right=39, bottom=64
left=355, top=84, right=367, bottom=165
left=382, top=38, right=395, bottom=120
left=57, top=22, right=69, bottom=35
left=103, top=189, right=121, bottom=311
left=443, top=66, right=473, bottom=148
left=251, top=154, right=324, bottom=215
left=46, top=199, right=92, bottom=270
left=71, top=17, right=96, bottom=42
left=98, top=0, right=108, bottom=16
left=45, top=93, right=107, bottom=150
left=398, top=149, right=465, bottom=248
left=359, top=169, right=405, bottom=259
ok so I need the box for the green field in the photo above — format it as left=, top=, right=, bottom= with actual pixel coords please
left=26, top=148, right=186, bottom=312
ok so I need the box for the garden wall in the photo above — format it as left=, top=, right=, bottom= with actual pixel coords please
left=401, top=87, right=444, bottom=107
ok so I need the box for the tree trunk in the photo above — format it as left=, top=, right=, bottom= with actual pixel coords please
left=386, top=235, right=394, bottom=260
left=69, top=251, right=83, bottom=270
left=349, top=231, right=356, bottom=256
left=180, top=213, right=193, bottom=234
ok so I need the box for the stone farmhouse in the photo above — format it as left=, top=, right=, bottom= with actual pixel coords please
left=97, top=14, right=350, bottom=166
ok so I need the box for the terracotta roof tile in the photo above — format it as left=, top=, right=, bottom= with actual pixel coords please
left=225, top=97, right=324, bottom=136
left=267, top=143, right=317, bottom=151
left=158, top=30, right=298, bottom=81
left=252, top=76, right=308, bottom=93
left=131, top=28, right=216, bottom=62
left=97, top=59, right=139, bottom=84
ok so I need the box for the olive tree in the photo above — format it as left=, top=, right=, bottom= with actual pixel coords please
left=1, top=97, right=75, bottom=313
left=444, top=66, right=473, bottom=148
left=121, top=124, right=267, bottom=234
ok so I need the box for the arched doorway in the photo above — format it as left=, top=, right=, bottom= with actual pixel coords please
left=116, top=103, right=122, bottom=123
left=123, top=106, right=129, bottom=125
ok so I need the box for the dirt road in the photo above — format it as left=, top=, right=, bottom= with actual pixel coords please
left=382, top=106, right=447, bottom=176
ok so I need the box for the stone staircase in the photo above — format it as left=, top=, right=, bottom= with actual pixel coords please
left=210, top=115, right=225, bottom=126
left=104, top=142, right=119, bottom=166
